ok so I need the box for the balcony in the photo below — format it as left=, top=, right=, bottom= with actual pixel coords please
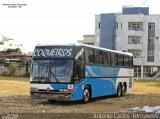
left=127, top=30, right=144, bottom=36
left=133, top=58, right=142, bottom=65
left=128, top=44, right=143, bottom=50
left=128, top=22, right=144, bottom=36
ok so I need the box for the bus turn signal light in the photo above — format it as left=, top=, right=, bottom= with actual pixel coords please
left=68, top=89, right=72, bottom=93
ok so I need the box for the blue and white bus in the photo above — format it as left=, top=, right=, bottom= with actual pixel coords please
left=30, top=44, right=133, bottom=103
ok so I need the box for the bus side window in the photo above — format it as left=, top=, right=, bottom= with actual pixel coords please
left=111, top=53, right=118, bottom=66
left=129, top=57, right=133, bottom=67
left=95, top=50, right=103, bottom=65
left=85, top=49, right=89, bottom=64
left=104, top=52, right=110, bottom=66
left=124, top=56, right=129, bottom=67
left=118, top=54, right=124, bottom=67
left=85, top=49, right=95, bottom=64
left=74, top=62, right=84, bottom=82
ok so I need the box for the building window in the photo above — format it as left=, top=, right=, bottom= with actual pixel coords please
left=116, top=22, right=122, bottom=29
left=128, top=36, right=142, bottom=44
left=116, top=22, right=118, bottom=29
left=98, top=22, right=100, bottom=29
left=148, top=50, right=154, bottom=56
left=128, top=22, right=143, bottom=30
left=147, top=56, right=154, bottom=62
left=128, top=50, right=142, bottom=58
left=148, top=38, right=154, bottom=43
left=134, top=66, right=141, bottom=77
left=149, top=24, right=155, bottom=30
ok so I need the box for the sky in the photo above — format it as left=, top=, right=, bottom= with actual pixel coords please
left=0, top=0, right=159, bottom=53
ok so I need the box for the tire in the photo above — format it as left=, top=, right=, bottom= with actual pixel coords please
left=83, top=86, right=90, bottom=103
left=48, top=99, right=55, bottom=103
left=117, top=83, right=122, bottom=97
left=121, top=84, right=126, bottom=96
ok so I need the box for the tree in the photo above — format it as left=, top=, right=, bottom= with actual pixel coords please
left=8, top=62, right=18, bottom=76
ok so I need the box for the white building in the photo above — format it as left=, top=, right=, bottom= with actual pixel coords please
left=0, top=36, right=23, bottom=52
left=94, top=7, right=160, bottom=77
left=77, top=35, right=94, bottom=45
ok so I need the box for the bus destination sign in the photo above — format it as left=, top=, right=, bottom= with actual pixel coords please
left=33, top=46, right=74, bottom=58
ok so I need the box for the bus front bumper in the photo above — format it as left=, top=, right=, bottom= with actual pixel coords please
left=30, top=92, right=72, bottom=101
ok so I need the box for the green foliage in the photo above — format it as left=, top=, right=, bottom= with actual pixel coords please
left=0, top=48, right=22, bottom=54
left=2, top=70, right=10, bottom=76
left=8, top=62, right=18, bottom=76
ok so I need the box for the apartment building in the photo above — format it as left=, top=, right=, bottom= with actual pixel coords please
left=94, top=7, right=160, bottom=77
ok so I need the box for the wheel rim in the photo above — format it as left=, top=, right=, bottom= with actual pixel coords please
left=84, top=89, right=89, bottom=102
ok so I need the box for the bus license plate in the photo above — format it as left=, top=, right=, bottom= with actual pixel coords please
left=47, top=94, right=58, bottom=98
left=47, top=94, right=53, bottom=98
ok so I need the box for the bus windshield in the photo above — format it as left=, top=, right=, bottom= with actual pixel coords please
left=32, top=59, right=73, bottom=83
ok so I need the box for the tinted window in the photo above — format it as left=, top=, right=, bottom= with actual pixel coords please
left=111, top=53, right=118, bottom=66
left=95, top=50, right=103, bottom=64
left=118, top=54, right=124, bottom=66
left=104, top=52, right=110, bottom=65
left=124, top=56, right=129, bottom=67
left=74, top=61, right=84, bottom=82
left=85, top=49, right=95, bottom=64
left=129, top=56, right=133, bottom=67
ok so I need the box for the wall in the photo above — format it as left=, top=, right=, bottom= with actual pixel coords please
left=0, top=66, right=31, bottom=76
left=100, top=13, right=116, bottom=50
left=115, top=14, right=160, bottom=66
left=122, top=7, right=149, bottom=15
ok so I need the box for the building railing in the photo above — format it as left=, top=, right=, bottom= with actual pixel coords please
left=128, top=27, right=143, bottom=31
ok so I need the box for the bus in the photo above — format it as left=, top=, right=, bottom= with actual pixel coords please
left=30, top=44, right=134, bottom=103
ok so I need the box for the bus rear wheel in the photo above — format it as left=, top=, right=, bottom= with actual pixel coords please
left=117, top=83, right=122, bottom=97
left=83, top=86, right=90, bottom=103
left=121, top=84, right=126, bottom=96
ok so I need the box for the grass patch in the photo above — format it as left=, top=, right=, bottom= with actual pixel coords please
left=0, top=77, right=160, bottom=97
left=0, top=76, right=29, bottom=81
left=0, top=76, right=30, bottom=97
left=136, top=80, right=160, bottom=87
left=128, top=80, right=160, bottom=95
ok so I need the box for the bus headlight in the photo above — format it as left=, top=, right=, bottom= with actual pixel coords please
left=30, top=87, right=39, bottom=91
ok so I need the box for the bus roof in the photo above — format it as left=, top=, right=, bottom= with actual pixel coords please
left=35, top=43, right=133, bottom=57
left=77, top=43, right=133, bottom=56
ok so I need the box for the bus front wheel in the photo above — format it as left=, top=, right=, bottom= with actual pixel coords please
left=83, top=86, right=90, bottom=103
